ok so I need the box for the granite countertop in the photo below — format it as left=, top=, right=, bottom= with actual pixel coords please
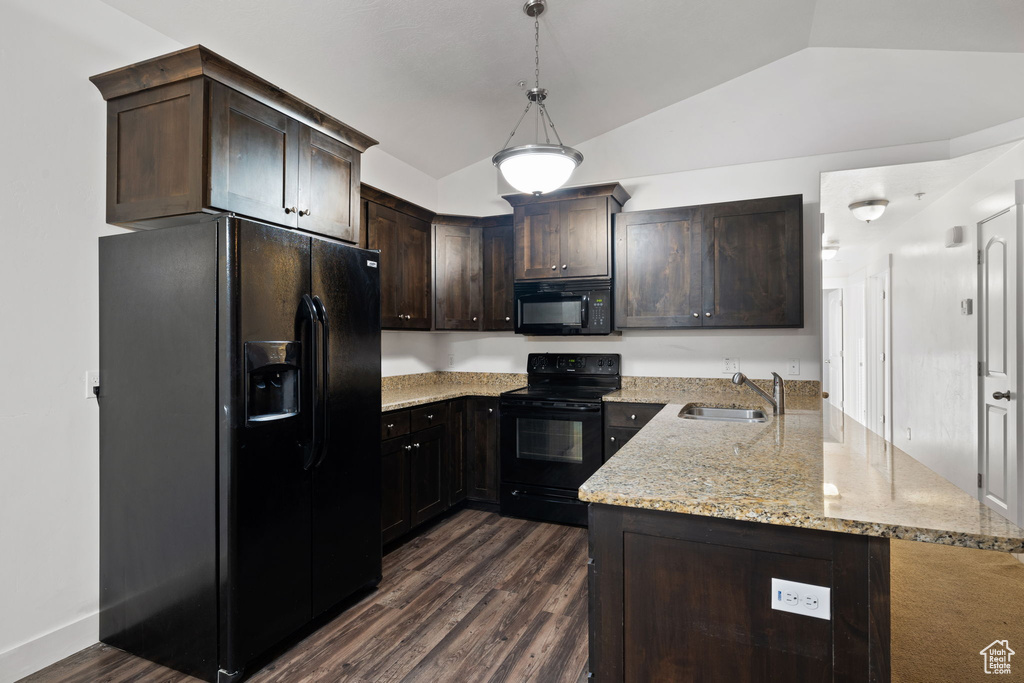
left=579, top=399, right=1024, bottom=553
left=381, top=372, right=526, bottom=411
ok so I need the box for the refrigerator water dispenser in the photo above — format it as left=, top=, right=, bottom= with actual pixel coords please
left=245, top=341, right=300, bottom=424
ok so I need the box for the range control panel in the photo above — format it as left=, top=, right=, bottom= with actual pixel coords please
left=527, top=353, right=621, bottom=375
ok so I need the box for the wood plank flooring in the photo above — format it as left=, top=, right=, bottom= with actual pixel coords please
left=20, top=509, right=590, bottom=683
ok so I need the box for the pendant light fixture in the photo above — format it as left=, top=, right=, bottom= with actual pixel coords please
left=492, top=0, right=583, bottom=195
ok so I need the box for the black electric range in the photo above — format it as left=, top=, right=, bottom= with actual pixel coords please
left=499, top=353, right=621, bottom=526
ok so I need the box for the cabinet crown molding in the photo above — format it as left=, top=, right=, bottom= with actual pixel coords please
left=90, top=45, right=378, bottom=153
left=502, top=182, right=631, bottom=208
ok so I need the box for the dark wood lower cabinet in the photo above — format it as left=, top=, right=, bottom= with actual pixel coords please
left=380, top=436, right=410, bottom=544
left=448, top=399, right=468, bottom=505
left=588, top=504, right=890, bottom=682
left=603, top=402, right=665, bottom=461
left=409, top=425, right=446, bottom=527
left=467, top=397, right=500, bottom=503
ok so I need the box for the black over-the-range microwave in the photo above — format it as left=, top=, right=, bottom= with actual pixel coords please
left=513, top=279, right=613, bottom=335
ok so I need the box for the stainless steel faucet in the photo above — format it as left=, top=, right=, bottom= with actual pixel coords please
left=732, top=372, right=786, bottom=415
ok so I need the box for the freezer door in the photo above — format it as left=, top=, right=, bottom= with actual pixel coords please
left=310, top=238, right=383, bottom=616
left=220, top=219, right=313, bottom=673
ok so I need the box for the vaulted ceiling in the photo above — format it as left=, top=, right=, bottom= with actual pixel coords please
left=100, top=0, right=1024, bottom=179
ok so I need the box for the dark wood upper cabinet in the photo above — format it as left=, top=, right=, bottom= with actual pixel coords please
left=364, top=185, right=434, bottom=331
left=298, top=127, right=361, bottom=243
left=702, top=195, right=803, bottom=328
left=434, top=221, right=482, bottom=330
left=504, top=183, right=630, bottom=281
left=614, top=195, right=803, bottom=329
left=614, top=207, right=703, bottom=328
left=481, top=221, right=515, bottom=330
left=91, top=46, right=375, bottom=242
left=433, top=215, right=515, bottom=332
left=209, top=81, right=300, bottom=228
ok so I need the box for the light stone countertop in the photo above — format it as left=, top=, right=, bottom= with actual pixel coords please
left=579, top=400, right=1024, bottom=553
left=381, top=372, right=526, bottom=411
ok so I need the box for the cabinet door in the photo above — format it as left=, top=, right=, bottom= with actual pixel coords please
left=209, top=81, right=299, bottom=227
left=448, top=399, right=468, bottom=505
left=482, top=225, right=514, bottom=330
left=399, top=213, right=433, bottom=330
left=367, top=202, right=403, bottom=328
left=297, top=127, right=360, bottom=244
left=560, top=196, right=610, bottom=278
left=434, top=224, right=482, bottom=330
left=381, top=437, right=410, bottom=544
left=514, top=202, right=561, bottom=280
left=467, top=398, right=499, bottom=502
left=409, top=425, right=447, bottom=527
left=614, top=208, right=703, bottom=328
left=702, top=196, right=803, bottom=327
left=604, top=426, right=638, bottom=462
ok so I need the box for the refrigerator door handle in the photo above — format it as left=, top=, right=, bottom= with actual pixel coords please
left=299, top=294, right=320, bottom=470
left=311, top=295, right=330, bottom=468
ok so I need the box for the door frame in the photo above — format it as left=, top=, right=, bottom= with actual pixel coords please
left=977, top=180, right=1023, bottom=525
left=865, top=255, right=893, bottom=444
left=824, top=288, right=845, bottom=411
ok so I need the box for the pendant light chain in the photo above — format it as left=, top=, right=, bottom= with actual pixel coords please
left=534, top=14, right=540, bottom=90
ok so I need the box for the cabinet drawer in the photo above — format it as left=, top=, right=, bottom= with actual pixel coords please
left=381, top=410, right=411, bottom=440
left=411, top=403, right=449, bottom=433
left=604, top=402, right=665, bottom=429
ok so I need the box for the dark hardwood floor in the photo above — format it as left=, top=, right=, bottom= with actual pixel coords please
left=21, top=510, right=589, bottom=683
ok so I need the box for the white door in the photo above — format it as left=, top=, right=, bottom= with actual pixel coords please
left=826, top=289, right=844, bottom=411
left=978, top=201, right=1020, bottom=524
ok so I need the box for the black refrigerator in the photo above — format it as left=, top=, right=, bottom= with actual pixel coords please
left=98, top=215, right=382, bottom=683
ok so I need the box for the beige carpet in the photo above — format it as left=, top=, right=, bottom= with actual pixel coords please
left=892, top=539, right=1024, bottom=681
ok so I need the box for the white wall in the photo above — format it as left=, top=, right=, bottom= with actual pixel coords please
left=0, top=2, right=181, bottom=681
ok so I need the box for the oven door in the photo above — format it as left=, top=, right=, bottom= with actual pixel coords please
left=515, top=291, right=589, bottom=335
left=499, top=400, right=603, bottom=490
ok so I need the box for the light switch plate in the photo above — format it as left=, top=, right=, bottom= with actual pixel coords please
left=771, top=578, right=830, bottom=620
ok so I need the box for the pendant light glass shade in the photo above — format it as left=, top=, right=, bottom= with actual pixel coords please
left=493, top=144, right=583, bottom=195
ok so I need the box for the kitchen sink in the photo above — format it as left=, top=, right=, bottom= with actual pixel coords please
left=678, top=406, right=768, bottom=423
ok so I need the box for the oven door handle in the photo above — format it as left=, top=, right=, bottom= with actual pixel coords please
left=500, top=403, right=603, bottom=414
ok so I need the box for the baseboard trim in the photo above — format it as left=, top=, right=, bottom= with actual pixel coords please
left=0, top=612, right=98, bottom=683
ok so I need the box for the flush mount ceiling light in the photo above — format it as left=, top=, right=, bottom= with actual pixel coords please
left=848, top=199, right=889, bottom=223
left=492, top=0, right=583, bottom=195
left=821, top=245, right=840, bottom=261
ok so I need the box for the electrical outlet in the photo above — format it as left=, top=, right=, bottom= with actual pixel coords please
left=448, top=354, right=456, bottom=368
left=723, top=358, right=739, bottom=374
left=770, top=578, right=830, bottom=620
left=84, top=370, right=100, bottom=399
left=788, top=359, right=800, bottom=375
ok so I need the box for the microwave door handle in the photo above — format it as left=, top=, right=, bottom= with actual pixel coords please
left=580, top=294, right=589, bottom=328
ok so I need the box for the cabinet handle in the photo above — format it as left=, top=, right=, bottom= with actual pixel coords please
left=285, top=206, right=298, bottom=214
left=610, top=436, right=616, bottom=442
left=561, top=264, right=567, bottom=269
left=299, top=209, right=311, bottom=217
left=426, top=414, right=434, bottom=420
left=472, top=316, right=478, bottom=322
left=630, top=414, right=636, bottom=420
left=692, top=312, right=699, bottom=318
left=705, top=312, right=712, bottom=318
left=386, top=423, right=394, bottom=430
left=551, top=265, right=557, bottom=270
left=505, top=316, right=511, bottom=322
left=488, top=408, right=493, bottom=414
left=412, top=442, right=421, bottom=449
left=404, top=445, right=412, bottom=451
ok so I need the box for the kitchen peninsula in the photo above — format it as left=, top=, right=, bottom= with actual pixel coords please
left=580, top=400, right=1024, bottom=681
